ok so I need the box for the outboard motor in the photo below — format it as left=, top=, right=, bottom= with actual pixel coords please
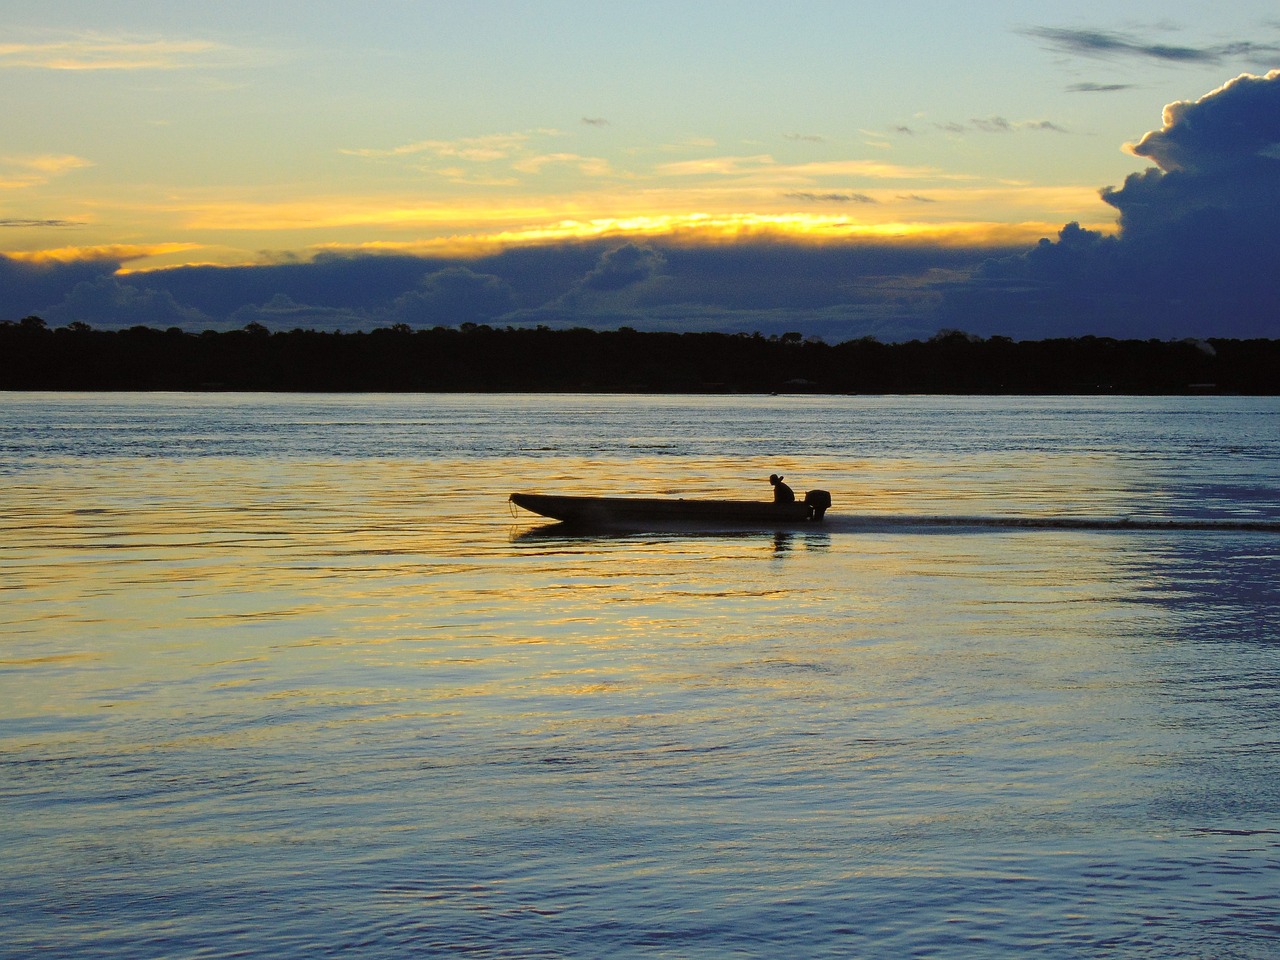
left=804, top=489, right=831, bottom=521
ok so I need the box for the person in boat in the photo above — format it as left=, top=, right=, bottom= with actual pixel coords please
left=769, top=473, right=795, bottom=504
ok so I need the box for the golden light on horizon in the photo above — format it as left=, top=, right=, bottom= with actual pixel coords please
left=43, top=210, right=1119, bottom=275
left=276, top=213, right=1115, bottom=264
left=3, top=168, right=1116, bottom=273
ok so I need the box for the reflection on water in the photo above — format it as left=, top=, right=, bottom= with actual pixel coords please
left=2, top=393, right=1280, bottom=958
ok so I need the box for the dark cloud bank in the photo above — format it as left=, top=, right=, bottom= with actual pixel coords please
left=949, top=70, right=1280, bottom=340
left=6, top=72, right=1280, bottom=342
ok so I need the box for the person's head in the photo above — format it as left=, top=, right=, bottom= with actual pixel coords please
left=769, top=474, right=783, bottom=485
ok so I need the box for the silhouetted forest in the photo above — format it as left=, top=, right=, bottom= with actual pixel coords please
left=3, top=315, right=1278, bottom=394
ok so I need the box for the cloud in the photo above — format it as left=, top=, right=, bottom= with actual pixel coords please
left=0, top=34, right=245, bottom=71
left=9, top=243, right=201, bottom=267
left=657, top=155, right=777, bottom=177
left=54, top=275, right=210, bottom=328
left=1067, top=82, right=1134, bottom=93
left=1022, top=26, right=1280, bottom=65
left=0, top=218, right=82, bottom=228
left=297, top=209, right=1059, bottom=259
left=574, top=243, right=667, bottom=294
left=1102, top=70, right=1280, bottom=236
left=388, top=267, right=516, bottom=326
left=343, top=132, right=533, bottom=162
left=342, top=129, right=618, bottom=183
left=11, top=154, right=95, bottom=175
left=3, top=237, right=1004, bottom=343
left=581, top=117, right=609, bottom=126
left=510, top=153, right=612, bottom=176
left=0, top=253, right=117, bottom=319
left=1022, top=120, right=1068, bottom=133
left=785, top=192, right=877, bottom=204
left=0, top=154, right=93, bottom=189
left=941, top=71, right=1280, bottom=339
left=11, top=75, right=1280, bottom=343
left=229, top=293, right=367, bottom=331
left=936, top=117, right=1068, bottom=135
left=1121, top=70, right=1280, bottom=175
left=791, top=159, right=955, bottom=180
left=501, top=240, right=998, bottom=341
left=973, top=116, right=1068, bottom=133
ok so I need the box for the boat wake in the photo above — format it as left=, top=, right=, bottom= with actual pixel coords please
left=825, top=514, right=1280, bottom=534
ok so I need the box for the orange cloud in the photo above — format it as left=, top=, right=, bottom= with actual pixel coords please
left=657, top=155, right=779, bottom=177
left=341, top=131, right=566, bottom=163
left=0, top=153, right=93, bottom=189
left=6, top=242, right=202, bottom=265
left=510, top=153, right=614, bottom=177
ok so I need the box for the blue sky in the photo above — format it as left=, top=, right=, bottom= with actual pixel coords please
left=3, top=1, right=1280, bottom=340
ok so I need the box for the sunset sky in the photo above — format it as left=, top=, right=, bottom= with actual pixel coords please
left=4, top=1, right=1280, bottom=341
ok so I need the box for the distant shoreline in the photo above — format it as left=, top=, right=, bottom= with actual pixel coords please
left=3, top=318, right=1278, bottom=395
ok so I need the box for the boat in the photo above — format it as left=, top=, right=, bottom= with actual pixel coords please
left=509, top=490, right=831, bottom=527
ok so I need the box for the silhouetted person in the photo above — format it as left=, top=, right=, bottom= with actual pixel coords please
left=769, top=473, right=795, bottom=503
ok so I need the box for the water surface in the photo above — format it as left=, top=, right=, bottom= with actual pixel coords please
left=3, top=393, right=1279, bottom=958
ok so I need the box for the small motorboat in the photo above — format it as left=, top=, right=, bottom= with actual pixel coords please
left=509, top=490, right=831, bottom=527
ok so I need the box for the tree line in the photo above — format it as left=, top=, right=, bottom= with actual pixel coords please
left=2, top=316, right=1278, bottom=394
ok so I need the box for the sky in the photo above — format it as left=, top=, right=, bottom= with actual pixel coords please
left=3, top=0, right=1280, bottom=341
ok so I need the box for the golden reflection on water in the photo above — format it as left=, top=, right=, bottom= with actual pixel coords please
left=0, top=453, right=1216, bottom=724
left=0, top=444, right=1270, bottom=857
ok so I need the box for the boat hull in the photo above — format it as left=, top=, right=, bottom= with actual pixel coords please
left=510, top=492, right=820, bottom=526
